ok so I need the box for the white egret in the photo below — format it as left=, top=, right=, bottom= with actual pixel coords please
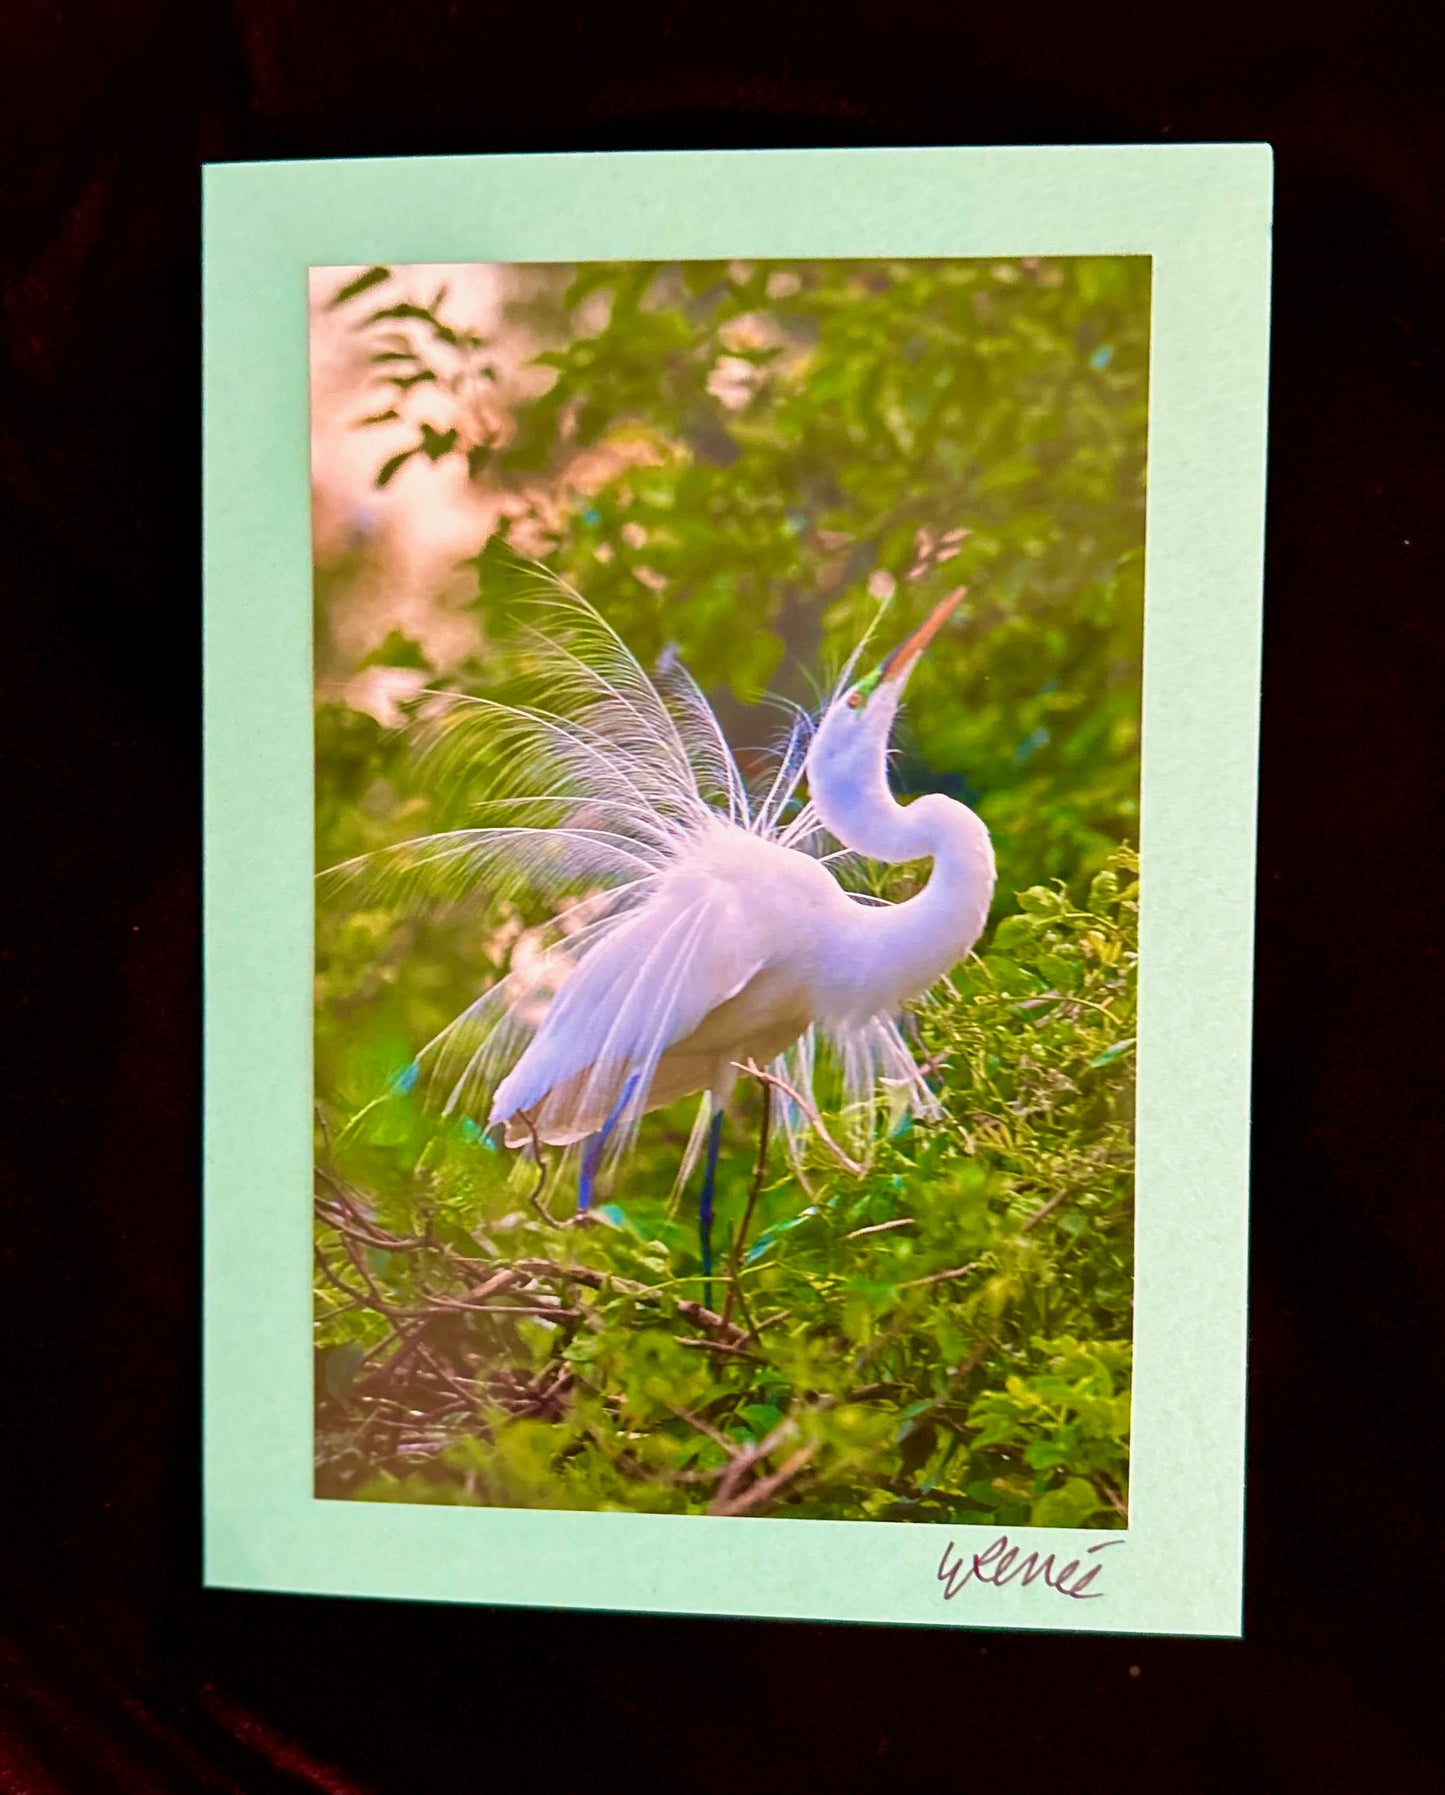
left=323, top=570, right=996, bottom=1300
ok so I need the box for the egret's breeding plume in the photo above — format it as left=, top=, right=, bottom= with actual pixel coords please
left=323, top=569, right=996, bottom=1301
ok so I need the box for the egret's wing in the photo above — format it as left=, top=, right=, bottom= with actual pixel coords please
left=486, top=866, right=782, bottom=1153
left=392, top=892, right=632, bottom=1123
left=750, top=704, right=814, bottom=840
left=499, top=565, right=747, bottom=830
left=319, top=823, right=662, bottom=917
left=652, top=652, right=752, bottom=829
left=668, top=1090, right=719, bottom=1209
left=404, top=690, right=701, bottom=848
left=319, top=571, right=751, bottom=922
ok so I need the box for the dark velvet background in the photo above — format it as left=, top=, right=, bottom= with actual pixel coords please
left=2, top=3, right=1441, bottom=1788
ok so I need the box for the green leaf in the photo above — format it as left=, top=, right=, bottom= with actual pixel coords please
left=741, top=1404, right=786, bottom=1438
left=365, top=302, right=444, bottom=326
left=376, top=448, right=417, bottom=488
left=329, top=265, right=391, bottom=308
left=420, top=423, right=459, bottom=462
left=1017, top=887, right=1065, bottom=916
left=356, top=629, right=429, bottom=672
left=1029, top=1477, right=1100, bottom=1527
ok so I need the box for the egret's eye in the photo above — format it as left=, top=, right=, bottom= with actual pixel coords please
left=846, top=690, right=864, bottom=710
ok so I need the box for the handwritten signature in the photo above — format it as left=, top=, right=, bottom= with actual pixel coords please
left=937, top=1534, right=1125, bottom=1603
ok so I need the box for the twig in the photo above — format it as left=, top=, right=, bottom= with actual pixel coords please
left=710, top=1444, right=819, bottom=1517
left=417, top=1347, right=482, bottom=1408
left=845, top=1217, right=917, bottom=1240
left=355, top=1322, right=435, bottom=1393
left=1020, top=1188, right=1072, bottom=1232
left=674, top=1297, right=749, bottom=1346
left=460, top=1267, right=527, bottom=1302
left=312, top=1243, right=375, bottom=1312
left=513, top=1257, right=607, bottom=1289
left=1096, top=1475, right=1129, bottom=1519
left=723, top=1250, right=761, bottom=1346
left=315, top=1170, right=433, bottom=1251
left=313, top=1244, right=456, bottom=1326
left=898, top=1335, right=995, bottom=1434
left=664, top=1403, right=737, bottom=1454
left=732, top=1061, right=866, bottom=1177
left=358, top=1320, right=419, bottom=1370
left=898, top=1262, right=978, bottom=1289
left=316, top=1205, right=411, bottom=1254
left=516, top=1108, right=558, bottom=1224
left=675, top=1336, right=762, bottom=1361
left=338, top=1229, right=407, bottom=1314
left=317, top=1204, right=436, bottom=1258
left=710, top=1417, right=799, bottom=1509
left=520, top=1365, right=573, bottom=1415
left=722, top=1084, right=772, bottom=1337
left=450, top=1304, right=582, bottom=1319
left=318, top=1253, right=567, bottom=1337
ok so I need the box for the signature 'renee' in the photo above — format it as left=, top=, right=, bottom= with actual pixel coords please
left=937, top=1535, right=1125, bottom=1603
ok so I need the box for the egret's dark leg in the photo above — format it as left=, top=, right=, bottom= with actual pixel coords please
left=577, top=1075, right=638, bottom=1215
left=698, top=1110, right=725, bottom=1310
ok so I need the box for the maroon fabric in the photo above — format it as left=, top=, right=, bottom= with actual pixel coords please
left=1, top=3, right=1442, bottom=1788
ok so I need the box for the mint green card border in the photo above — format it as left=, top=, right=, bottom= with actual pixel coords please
left=203, top=145, right=1270, bottom=1637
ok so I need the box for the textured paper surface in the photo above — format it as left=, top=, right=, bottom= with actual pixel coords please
left=203, top=145, right=1270, bottom=1635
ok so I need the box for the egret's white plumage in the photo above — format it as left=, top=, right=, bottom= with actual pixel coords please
left=323, top=567, right=996, bottom=1191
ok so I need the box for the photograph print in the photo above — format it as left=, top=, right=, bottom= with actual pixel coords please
left=311, top=254, right=1146, bottom=1529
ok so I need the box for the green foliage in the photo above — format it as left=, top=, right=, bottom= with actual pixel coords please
left=314, top=256, right=1143, bottom=1524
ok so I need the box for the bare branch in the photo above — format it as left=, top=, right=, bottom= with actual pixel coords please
left=1020, top=1187, right=1072, bottom=1232
left=710, top=1444, right=819, bottom=1517
left=733, top=1060, right=866, bottom=1176
left=723, top=1081, right=772, bottom=1337
left=898, top=1262, right=978, bottom=1290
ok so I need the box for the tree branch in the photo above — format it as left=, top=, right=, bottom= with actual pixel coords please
left=733, top=1060, right=865, bottom=1176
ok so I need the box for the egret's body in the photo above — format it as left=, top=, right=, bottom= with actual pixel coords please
left=493, top=795, right=993, bottom=1149
left=493, top=824, right=832, bottom=1145
left=326, top=572, right=995, bottom=1291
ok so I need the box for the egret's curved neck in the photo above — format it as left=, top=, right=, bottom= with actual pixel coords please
left=819, top=762, right=945, bottom=868
left=813, top=769, right=996, bottom=1015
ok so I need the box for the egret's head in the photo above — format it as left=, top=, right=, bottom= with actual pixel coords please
left=807, top=588, right=966, bottom=803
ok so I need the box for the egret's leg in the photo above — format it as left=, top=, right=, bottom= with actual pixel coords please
left=577, top=1075, right=639, bottom=1215
left=698, top=1110, right=725, bottom=1310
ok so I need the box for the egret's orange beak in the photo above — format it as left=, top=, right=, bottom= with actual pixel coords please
left=877, top=587, right=968, bottom=689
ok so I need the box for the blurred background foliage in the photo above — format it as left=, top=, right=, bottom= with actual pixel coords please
left=313, top=256, right=1147, bottom=1525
